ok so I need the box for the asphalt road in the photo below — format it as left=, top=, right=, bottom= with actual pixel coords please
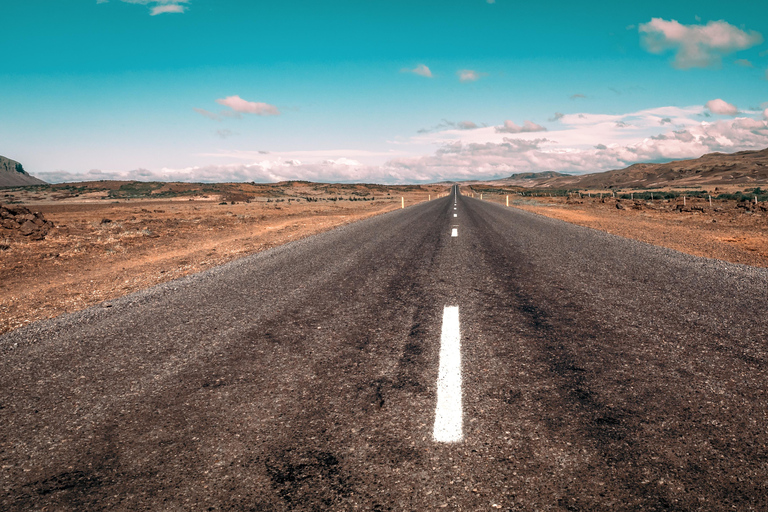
left=2, top=185, right=768, bottom=510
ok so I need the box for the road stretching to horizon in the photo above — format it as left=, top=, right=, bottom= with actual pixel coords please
left=2, top=185, right=768, bottom=510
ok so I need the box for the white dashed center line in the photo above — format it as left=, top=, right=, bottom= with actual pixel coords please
left=451, top=228, right=458, bottom=237
left=453, top=213, right=457, bottom=217
left=434, top=305, right=462, bottom=443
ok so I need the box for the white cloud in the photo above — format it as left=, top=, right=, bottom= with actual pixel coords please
left=37, top=159, right=419, bottom=185
left=639, top=18, right=763, bottom=69
left=381, top=114, right=768, bottom=181
left=103, top=0, right=190, bottom=15
left=402, top=64, right=433, bottom=78
left=495, top=120, right=547, bottom=134
left=457, top=69, right=481, bottom=82
left=457, top=121, right=479, bottom=130
left=381, top=104, right=768, bottom=181
left=215, top=95, right=280, bottom=116
left=41, top=103, right=768, bottom=185
left=151, top=4, right=184, bottom=15
left=734, top=59, right=753, bottom=67
left=705, top=98, right=738, bottom=116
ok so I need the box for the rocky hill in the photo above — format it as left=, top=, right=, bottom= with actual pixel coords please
left=494, top=171, right=570, bottom=186
left=544, top=148, right=768, bottom=189
left=480, top=148, right=768, bottom=189
left=0, top=155, right=46, bottom=187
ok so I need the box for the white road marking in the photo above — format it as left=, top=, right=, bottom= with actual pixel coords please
left=434, top=306, right=462, bottom=443
left=453, top=213, right=457, bottom=217
left=451, top=228, right=458, bottom=237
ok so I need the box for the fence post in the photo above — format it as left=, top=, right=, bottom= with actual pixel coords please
left=401, top=197, right=404, bottom=209
left=506, top=195, right=509, bottom=207
left=709, top=195, right=712, bottom=207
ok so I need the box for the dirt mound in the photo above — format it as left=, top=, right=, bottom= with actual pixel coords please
left=0, top=204, right=54, bottom=240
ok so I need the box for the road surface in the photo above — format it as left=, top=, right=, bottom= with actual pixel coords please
left=2, top=185, right=768, bottom=510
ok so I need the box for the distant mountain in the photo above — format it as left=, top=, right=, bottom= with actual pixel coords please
left=507, top=171, right=570, bottom=180
left=479, top=148, right=768, bottom=189
left=473, top=171, right=571, bottom=187
left=0, top=156, right=46, bottom=187
left=545, top=148, right=768, bottom=189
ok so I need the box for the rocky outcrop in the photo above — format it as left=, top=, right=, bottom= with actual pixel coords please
left=0, top=156, right=46, bottom=188
left=0, top=204, right=54, bottom=240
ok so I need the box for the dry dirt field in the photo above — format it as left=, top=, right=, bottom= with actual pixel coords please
left=469, top=189, right=768, bottom=270
left=1, top=182, right=446, bottom=335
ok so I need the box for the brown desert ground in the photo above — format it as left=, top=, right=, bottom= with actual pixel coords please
left=2, top=179, right=768, bottom=336
left=0, top=181, right=446, bottom=335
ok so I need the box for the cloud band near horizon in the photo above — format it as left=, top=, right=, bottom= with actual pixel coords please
left=36, top=105, right=768, bottom=185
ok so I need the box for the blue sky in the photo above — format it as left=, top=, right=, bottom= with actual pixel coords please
left=1, top=0, right=767, bottom=183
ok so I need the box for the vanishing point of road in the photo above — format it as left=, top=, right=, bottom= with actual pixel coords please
left=2, top=186, right=768, bottom=510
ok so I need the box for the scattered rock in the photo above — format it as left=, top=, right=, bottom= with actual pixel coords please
left=19, top=220, right=37, bottom=236
left=616, top=201, right=626, bottom=210
left=0, top=204, right=53, bottom=240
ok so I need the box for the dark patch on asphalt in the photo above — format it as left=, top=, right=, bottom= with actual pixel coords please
left=25, top=470, right=103, bottom=496
left=265, top=450, right=353, bottom=509
left=463, top=200, right=689, bottom=508
left=393, top=319, right=428, bottom=391
left=201, top=377, right=228, bottom=389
